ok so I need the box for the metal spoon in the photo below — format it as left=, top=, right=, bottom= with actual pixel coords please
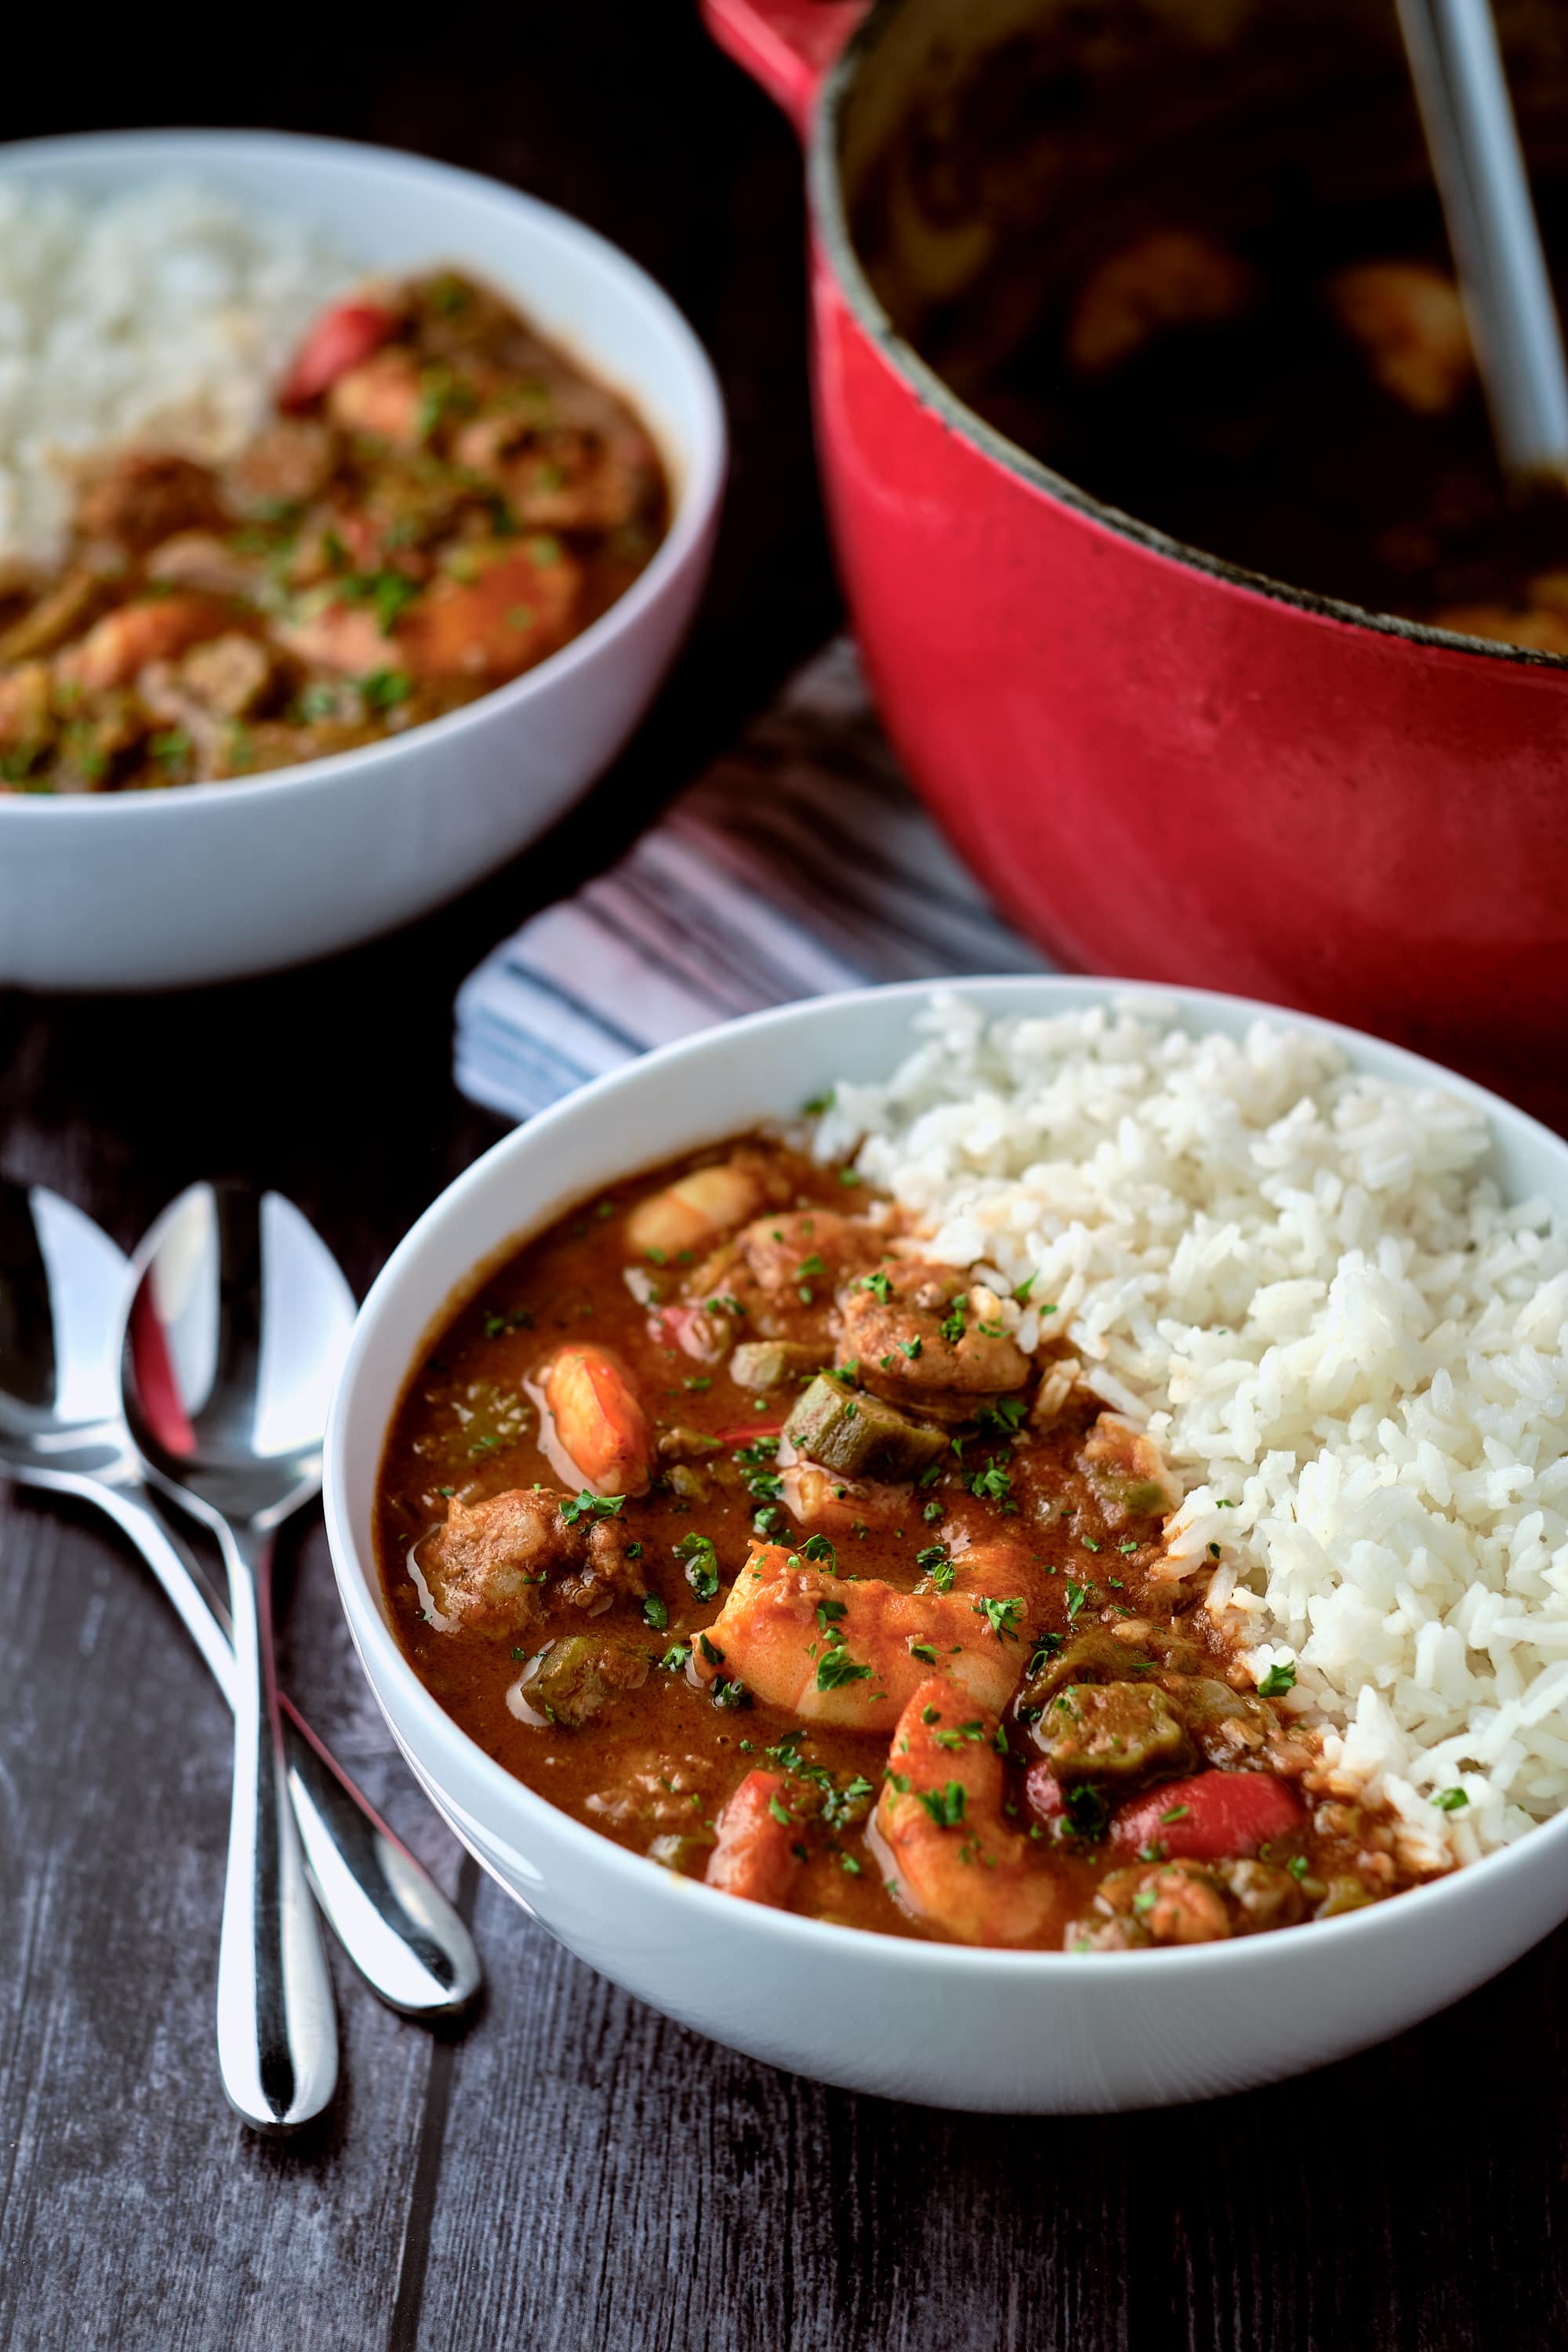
left=1397, top=0, right=1568, bottom=480
left=0, top=1181, right=480, bottom=2025
left=120, top=1181, right=350, bottom=2132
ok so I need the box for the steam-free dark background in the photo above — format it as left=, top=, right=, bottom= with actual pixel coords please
left=2, top=9, right=1566, bottom=2348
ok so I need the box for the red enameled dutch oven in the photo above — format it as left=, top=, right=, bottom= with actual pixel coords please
left=704, top=0, right=1568, bottom=1109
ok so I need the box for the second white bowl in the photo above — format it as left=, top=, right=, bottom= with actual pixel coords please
left=0, top=130, right=726, bottom=992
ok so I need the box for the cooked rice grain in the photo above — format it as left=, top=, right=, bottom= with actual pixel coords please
left=0, top=179, right=354, bottom=571
left=815, top=994, right=1568, bottom=1871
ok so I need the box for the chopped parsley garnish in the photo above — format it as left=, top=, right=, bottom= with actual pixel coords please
left=815, top=1646, right=873, bottom=1693
left=1159, top=1803, right=1190, bottom=1824
left=1064, top=1579, right=1092, bottom=1623
left=675, top=1531, right=721, bottom=1602
left=710, top=1678, right=752, bottom=1711
left=642, top=1595, right=669, bottom=1632
left=768, top=1791, right=793, bottom=1827
left=858, top=1269, right=893, bottom=1304
left=481, top=1306, right=535, bottom=1338
left=360, top=667, right=412, bottom=711
left=939, top=1296, right=967, bottom=1345
left=1258, top=1658, right=1297, bottom=1698
left=815, top=1597, right=848, bottom=1633
left=659, top=1642, right=692, bottom=1672
left=910, top=1642, right=938, bottom=1664
left=1432, top=1787, right=1469, bottom=1811
left=916, top=1544, right=955, bottom=1594
left=1026, top=1631, right=1062, bottom=1676
left=932, top=1719, right=985, bottom=1751
left=560, top=1490, right=625, bottom=1524
left=900, top=1335, right=923, bottom=1360
left=339, top=566, right=423, bottom=633
left=975, top=1397, right=1028, bottom=1438
left=1062, top=1782, right=1109, bottom=1842
left=974, top=1595, right=1025, bottom=1644
left=967, top=1457, right=1014, bottom=1507
left=915, top=1781, right=967, bottom=1829
left=804, top=1089, right=835, bottom=1115
left=800, top=1532, right=838, bottom=1572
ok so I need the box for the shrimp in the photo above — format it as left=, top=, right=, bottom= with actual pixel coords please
left=871, top=1679, right=1059, bottom=1946
left=1326, top=262, right=1473, bottom=414
left=274, top=598, right=398, bottom=677
left=837, top=1262, right=1029, bottom=1408
left=779, top=1459, right=904, bottom=1532
left=626, top=1158, right=768, bottom=1260
left=58, top=594, right=227, bottom=693
left=692, top=1540, right=1040, bottom=1729
left=398, top=542, right=583, bottom=681
left=540, top=1344, right=652, bottom=1497
left=1067, top=230, right=1253, bottom=374
left=706, top=1769, right=800, bottom=1907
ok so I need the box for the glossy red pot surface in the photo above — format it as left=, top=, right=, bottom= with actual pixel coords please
left=706, top=0, right=1568, bottom=1104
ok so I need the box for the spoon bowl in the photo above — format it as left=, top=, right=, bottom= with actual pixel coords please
left=123, top=1182, right=354, bottom=1536
left=0, top=1176, right=481, bottom=2027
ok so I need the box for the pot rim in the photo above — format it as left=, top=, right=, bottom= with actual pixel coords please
left=806, top=0, right=1568, bottom=676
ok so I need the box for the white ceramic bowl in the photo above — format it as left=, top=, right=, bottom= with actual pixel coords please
left=325, top=976, right=1568, bottom=2111
left=0, top=129, right=725, bottom=992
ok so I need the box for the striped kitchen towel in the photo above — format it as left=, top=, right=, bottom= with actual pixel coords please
left=453, top=637, right=1052, bottom=1122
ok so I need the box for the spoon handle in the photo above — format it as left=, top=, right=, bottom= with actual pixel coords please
left=1396, top=0, right=1568, bottom=477
left=214, top=1513, right=338, bottom=2132
left=88, top=1474, right=480, bottom=2016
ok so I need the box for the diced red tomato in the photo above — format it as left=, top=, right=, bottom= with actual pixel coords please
left=279, top=299, right=399, bottom=411
left=1111, top=1769, right=1305, bottom=1861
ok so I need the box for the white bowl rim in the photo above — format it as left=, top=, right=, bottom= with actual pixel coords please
left=325, top=971, right=1568, bottom=1982
left=0, top=125, right=727, bottom=822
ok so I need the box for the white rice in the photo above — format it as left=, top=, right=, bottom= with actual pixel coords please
left=0, top=179, right=357, bottom=571
left=815, top=993, right=1568, bottom=1873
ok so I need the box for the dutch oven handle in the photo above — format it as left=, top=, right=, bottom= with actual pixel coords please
left=702, top=0, right=870, bottom=139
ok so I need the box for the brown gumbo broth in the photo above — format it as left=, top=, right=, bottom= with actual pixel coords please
left=376, top=1136, right=1424, bottom=1951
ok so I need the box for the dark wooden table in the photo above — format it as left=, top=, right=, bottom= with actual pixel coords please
left=3, top=13, right=1567, bottom=2347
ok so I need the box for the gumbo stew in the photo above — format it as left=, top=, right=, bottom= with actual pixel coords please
left=0, top=270, right=666, bottom=793
left=376, top=1135, right=1423, bottom=1952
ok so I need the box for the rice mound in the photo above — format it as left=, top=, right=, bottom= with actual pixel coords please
left=0, top=179, right=355, bottom=571
left=815, top=993, right=1568, bottom=1872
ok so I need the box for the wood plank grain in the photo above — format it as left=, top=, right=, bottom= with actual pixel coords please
left=5, top=9, right=1568, bottom=2350
left=0, top=1490, right=448, bottom=2349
